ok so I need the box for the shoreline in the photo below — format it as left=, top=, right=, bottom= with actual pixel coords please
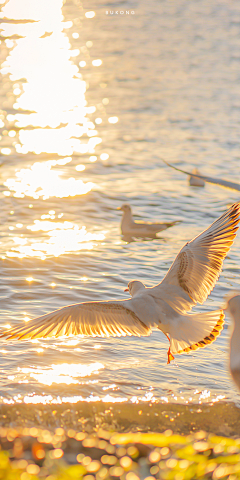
left=0, top=401, right=240, bottom=436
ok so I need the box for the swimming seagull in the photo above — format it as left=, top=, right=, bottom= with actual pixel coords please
left=1, top=203, right=240, bottom=364
left=118, top=204, right=179, bottom=237
left=189, top=168, right=205, bottom=187
left=225, top=294, right=240, bottom=391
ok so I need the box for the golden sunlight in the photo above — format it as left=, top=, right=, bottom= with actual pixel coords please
left=7, top=220, right=105, bottom=258
left=19, top=362, right=104, bottom=386
left=1, top=0, right=102, bottom=168
left=4, top=161, right=94, bottom=199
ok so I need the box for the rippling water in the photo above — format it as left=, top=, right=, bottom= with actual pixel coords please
left=0, top=0, right=240, bottom=426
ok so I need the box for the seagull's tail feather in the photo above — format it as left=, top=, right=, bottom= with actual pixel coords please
left=169, top=309, right=225, bottom=356
left=165, top=221, right=181, bottom=228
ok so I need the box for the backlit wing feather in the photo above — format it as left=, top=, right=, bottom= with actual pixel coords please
left=152, top=203, right=240, bottom=312
left=1, top=301, right=151, bottom=340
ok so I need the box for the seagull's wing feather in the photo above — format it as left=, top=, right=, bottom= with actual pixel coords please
left=1, top=300, right=151, bottom=340
left=135, top=221, right=178, bottom=233
left=152, top=203, right=240, bottom=312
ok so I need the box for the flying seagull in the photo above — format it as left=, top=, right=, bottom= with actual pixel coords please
left=225, top=294, right=240, bottom=391
left=118, top=204, right=179, bottom=237
left=1, top=203, right=240, bottom=364
left=163, top=160, right=240, bottom=192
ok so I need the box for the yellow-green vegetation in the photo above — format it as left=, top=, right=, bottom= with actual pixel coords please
left=0, top=428, right=240, bottom=479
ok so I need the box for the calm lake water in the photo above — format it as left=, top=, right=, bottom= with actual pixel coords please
left=0, top=0, right=240, bottom=428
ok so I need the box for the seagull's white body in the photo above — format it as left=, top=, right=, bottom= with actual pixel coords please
left=2, top=203, right=240, bottom=363
left=226, top=295, right=240, bottom=391
left=118, top=204, right=178, bottom=237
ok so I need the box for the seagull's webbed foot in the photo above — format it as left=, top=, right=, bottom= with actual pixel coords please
left=167, top=347, right=175, bottom=364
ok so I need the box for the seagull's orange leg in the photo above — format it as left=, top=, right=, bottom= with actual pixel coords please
left=167, top=347, right=175, bottom=364
left=164, top=333, right=175, bottom=364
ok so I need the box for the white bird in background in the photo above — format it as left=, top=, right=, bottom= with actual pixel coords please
left=225, top=294, right=240, bottom=391
left=1, top=203, right=240, bottom=364
left=163, top=160, right=240, bottom=192
left=118, top=204, right=179, bottom=237
left=189, top=168, right=205, bottom=187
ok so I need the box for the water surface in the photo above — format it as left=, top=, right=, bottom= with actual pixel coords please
left=0, top=0, right=240, bottom=427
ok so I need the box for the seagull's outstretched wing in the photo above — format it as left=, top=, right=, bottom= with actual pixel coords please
left=152, top=203, right=240, bottom=312
left=0, top=301, right=151, bottom=340
left=163, top=160, right=240, bottom=192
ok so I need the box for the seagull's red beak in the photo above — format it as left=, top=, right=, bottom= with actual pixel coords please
left=124, top=288, right=129, bottom=292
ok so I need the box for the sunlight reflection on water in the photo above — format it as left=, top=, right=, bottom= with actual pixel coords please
left=1, top=0, right=99, bottom=156
left=8, top=224, right=105, bottom=258
left=0, top=0, right=106, bottom=260
left=18, top=362, right=104, bottom=386
left=4, top=161, right=94, bottom=199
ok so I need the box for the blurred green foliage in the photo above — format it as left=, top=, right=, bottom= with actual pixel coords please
left=0, top=430, right=240, bottom=479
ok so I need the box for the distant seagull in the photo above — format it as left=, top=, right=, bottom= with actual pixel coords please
left=118, top=204, right=179, bottom=237
left=225, top=294, right=240, bottom=391
left=163, top=160, right=240, bottom=192
left=189, top=168, right=205, bottom=187
left=1, top=203, right=240, bottom=364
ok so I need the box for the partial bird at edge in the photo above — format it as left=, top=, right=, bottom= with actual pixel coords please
left=225, top=294, right=240, bottom=392
left=1, top=203, right=240, bottom=364
left=118, top=203, right=179, bottom=238
left=163, top=160, right=240, bottom=192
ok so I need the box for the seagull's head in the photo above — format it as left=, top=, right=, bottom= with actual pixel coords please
left=125, top=280, right=146, bottom=297
left=117, top=204, right=132, bottom=215
left=225, top=294, right=240, bottom=323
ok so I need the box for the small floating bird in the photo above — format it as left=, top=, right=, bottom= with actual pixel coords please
left=1, top=203, right=240, bottom=364
left=225, top=294, right=240, bottom=391
left=118, top=204, right=178, bottom=237
left=189, top=168, right=205, bottom=187
left=163, top=160, right=240, bottom=192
